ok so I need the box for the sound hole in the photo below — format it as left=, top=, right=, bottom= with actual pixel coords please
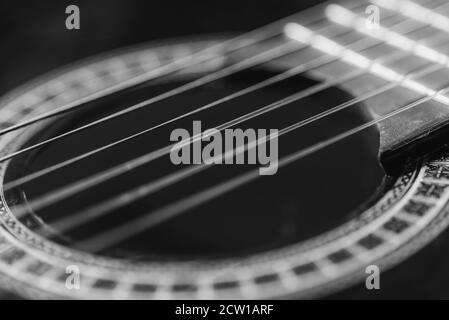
left=4, top=68, right=384, bottom=261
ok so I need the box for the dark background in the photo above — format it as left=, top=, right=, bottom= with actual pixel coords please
left=0, top=0, right=323, bottom=96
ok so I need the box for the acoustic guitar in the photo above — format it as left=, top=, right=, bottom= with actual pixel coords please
left=0, top=0, right=449, bottom=299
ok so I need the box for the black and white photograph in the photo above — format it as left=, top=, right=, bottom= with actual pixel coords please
left=2, top=0, right=449, bottom=306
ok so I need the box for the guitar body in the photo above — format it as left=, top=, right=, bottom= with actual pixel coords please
left=1, top=0, right=449, bottom=299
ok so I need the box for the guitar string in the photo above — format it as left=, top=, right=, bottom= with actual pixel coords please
left=2, top=0, right=442, bottom=164
left=4, top=0, right=448, bottom=225
left=373, top=0, right=449, bottom=33
left=40, top=2, right=449, bottom=239
left=0, top=1, right=369, bottom=139
left=0, top=0, right=444, bottom=292
left=1, top=0, right=443, bottom=167
left=0, top=0, right=442, bottom=164
left=0, top=41, right=303, bottom=162
left=7, top=13, right=443, bottom=218
left=3, top=10, right=424, bottom=191
left=40, top=5, right=449, bottom=233
left=47, top=60, right=448, bottom=234
left=78, top=84, right=449, bottom=251
left=0, top=2, right=392, bottom=164
left=78, top=0, right=449, bottom=249
left=6, top=3, right=448, bottom=218
left=0, top=0, right=344, bottom=136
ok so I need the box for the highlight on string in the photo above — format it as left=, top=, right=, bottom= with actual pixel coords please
left=283, top=22, right=449, bottom=105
